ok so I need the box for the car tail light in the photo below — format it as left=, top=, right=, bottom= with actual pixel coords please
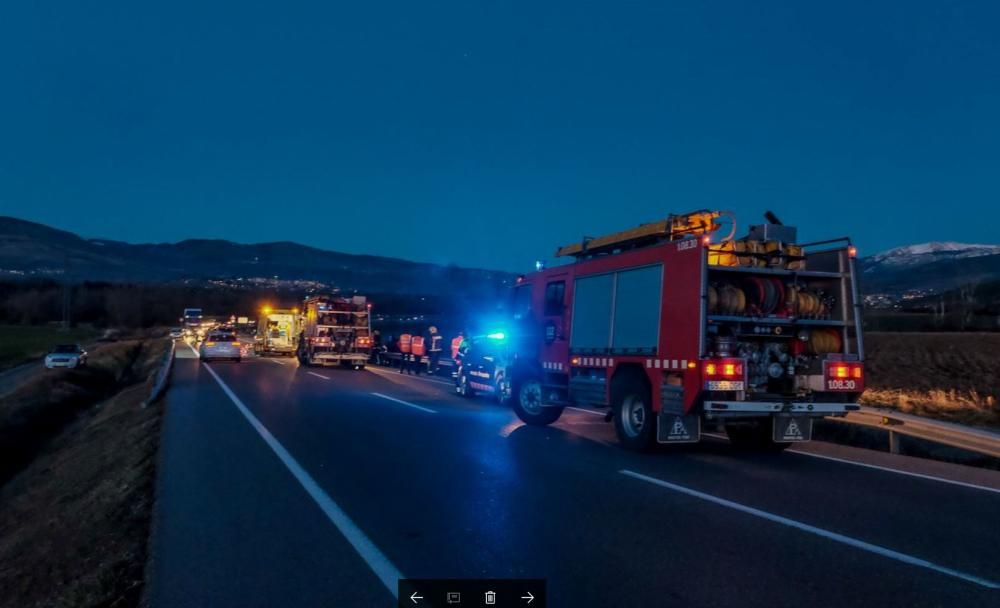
left=703, top=358, right=746, bottom=390
left=823, top=361, right=864, bottom=391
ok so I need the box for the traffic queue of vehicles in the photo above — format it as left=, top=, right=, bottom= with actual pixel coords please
left=180, top=209, right=866, bottom=453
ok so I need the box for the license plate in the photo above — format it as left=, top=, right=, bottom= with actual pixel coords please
left=707, top=380, right=745, bottom=391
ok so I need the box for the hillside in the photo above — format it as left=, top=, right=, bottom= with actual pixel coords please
left=859, top=241, right=1000, bottom=297
left=0, top=216, right=512, bottom=296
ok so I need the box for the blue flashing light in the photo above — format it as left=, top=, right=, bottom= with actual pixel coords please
left=486, top=332, right=506, bottom=341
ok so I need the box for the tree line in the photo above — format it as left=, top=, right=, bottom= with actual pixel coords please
left=0, top=280, right=502, bottom=328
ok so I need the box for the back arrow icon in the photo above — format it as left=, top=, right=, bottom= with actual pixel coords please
left=410, top=591, right=423, bottom=604
left=521, top=591, right=535, bottom=604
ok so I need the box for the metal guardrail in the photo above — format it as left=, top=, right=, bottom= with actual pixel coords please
left=833, top=406, right=1000, bottom=459
left=142, top=338, right=176, bottom=408
left=376, top=351, right=456, bottom=370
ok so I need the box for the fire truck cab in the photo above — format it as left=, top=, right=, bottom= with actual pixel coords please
left=505, top=210, right=865, bottom=451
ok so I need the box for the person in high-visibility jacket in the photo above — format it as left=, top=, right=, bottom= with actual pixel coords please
left=410, top=334, right=426, bottom=375
left=450, top=332, right=464, bottom=361
left=427, top=326, right=444, bottom=375
left=398, top=333, right=412, bottom=374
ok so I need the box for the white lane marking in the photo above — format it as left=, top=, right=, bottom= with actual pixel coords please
left=308, top=371, right=331, bottom=380
left=787, top=449, right=1000, bottom=496
left=269, top=358, right=287, bottom=365
left=567, top=406, right=605, bottom=417
left=370, top=392, right=437, bottom=414
left=201, top=363, right=403, bottom=598
left=620, top=469, right=1000, bottom=590
left=705, top=431, right=1000, bottom=495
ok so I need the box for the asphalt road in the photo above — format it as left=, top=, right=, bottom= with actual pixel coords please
left=148, top=345, right=1000, bottom=607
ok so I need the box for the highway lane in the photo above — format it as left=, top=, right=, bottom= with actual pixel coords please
left=150, top=350, right=1000, bottom=607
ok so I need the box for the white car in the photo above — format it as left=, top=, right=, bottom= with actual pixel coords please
left=169, top=328, right=184, bottom=339
left=199, top=332, right=242, bottom=362
left=45, top=344, right=88, bottom=369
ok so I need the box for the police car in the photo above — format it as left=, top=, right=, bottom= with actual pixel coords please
left=455, top=332, right=512, bottom=404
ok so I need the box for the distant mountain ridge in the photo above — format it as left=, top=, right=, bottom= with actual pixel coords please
left=4, top=216, right=999, bottom=301
left=859, top=241, right=1000, bottom=296
left=0, top=216, right=513, bottom=296
left=867, top=241, right=1000, bottom=266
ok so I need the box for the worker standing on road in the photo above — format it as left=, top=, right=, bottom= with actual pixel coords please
left=398, top=332, right=412, bottom=374
left=451, top=331, right=464, bottom=362
left=410, top=333, right=426, bottom=375
left=427, top=326, right=443, bottom=375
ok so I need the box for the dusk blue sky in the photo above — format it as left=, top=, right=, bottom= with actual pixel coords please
left=1, top=1, right=998, bottom=271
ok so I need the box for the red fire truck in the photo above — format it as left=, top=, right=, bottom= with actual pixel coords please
left=297, top=295, right=373, bottom=368
left=503, top=210, right=865, bottom=451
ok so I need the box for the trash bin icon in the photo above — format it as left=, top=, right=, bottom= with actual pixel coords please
left=485, top=590, right=496, bottom=605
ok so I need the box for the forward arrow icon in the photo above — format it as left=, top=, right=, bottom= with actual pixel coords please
left=521, top=591, right=535, bottom=604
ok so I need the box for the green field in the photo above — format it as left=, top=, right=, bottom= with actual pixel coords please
left=0, top=325, right=100, bottom=371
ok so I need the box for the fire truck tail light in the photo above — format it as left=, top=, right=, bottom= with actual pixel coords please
left=571, top=357, right=581, bottom=365
left=703, top=359, right=744, bottom=379
left=823, top=361, right=865, bottom=391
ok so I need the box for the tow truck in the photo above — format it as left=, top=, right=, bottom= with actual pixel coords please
left=501, top=210, right=865, bottom=451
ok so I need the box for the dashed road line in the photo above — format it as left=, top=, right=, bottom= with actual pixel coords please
left=307, top=371, right=331, bottom=380
left=621, top=469, right=999, bottom=589
left=370, top=392, right=438, bottom=414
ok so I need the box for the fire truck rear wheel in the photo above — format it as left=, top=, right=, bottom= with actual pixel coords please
left=612, top=374, right=655, bottom=451
left=725, top=421, right=791, bottom=452
left=512, top=376, right=562, bottom=425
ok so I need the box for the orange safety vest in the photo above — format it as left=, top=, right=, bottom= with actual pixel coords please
left=411, top=335, right=426, bottom=357
left=399, top=333, right=412, bottom=354
left=451, top=336, right=463, bottom=359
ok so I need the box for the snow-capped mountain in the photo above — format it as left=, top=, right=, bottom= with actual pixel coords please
left=859, top=241, right=1000, bottom=296
left=866, top=242, right=1000, bottom=268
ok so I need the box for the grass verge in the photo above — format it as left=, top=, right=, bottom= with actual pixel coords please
left=0, top=325, right=100, bottom=371
left=863, top=332, right=1000, bottom=429
left=0, top=338, right=169, bottom=608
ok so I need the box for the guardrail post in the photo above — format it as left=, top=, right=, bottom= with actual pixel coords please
left=888, top=430, right=901, bottom=455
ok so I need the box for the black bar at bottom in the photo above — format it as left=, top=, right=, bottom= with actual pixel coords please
left=398, top=579, right=546, bottom=608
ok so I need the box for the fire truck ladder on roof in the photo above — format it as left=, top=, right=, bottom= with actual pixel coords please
left=555, top=209, right=733, bottom=258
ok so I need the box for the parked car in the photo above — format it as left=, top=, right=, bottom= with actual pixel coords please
left=199, top=332, right=242, bottom=362
left=169, top=328, right=184, bottom=339
left=44, top=344, right=88, bottom=369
